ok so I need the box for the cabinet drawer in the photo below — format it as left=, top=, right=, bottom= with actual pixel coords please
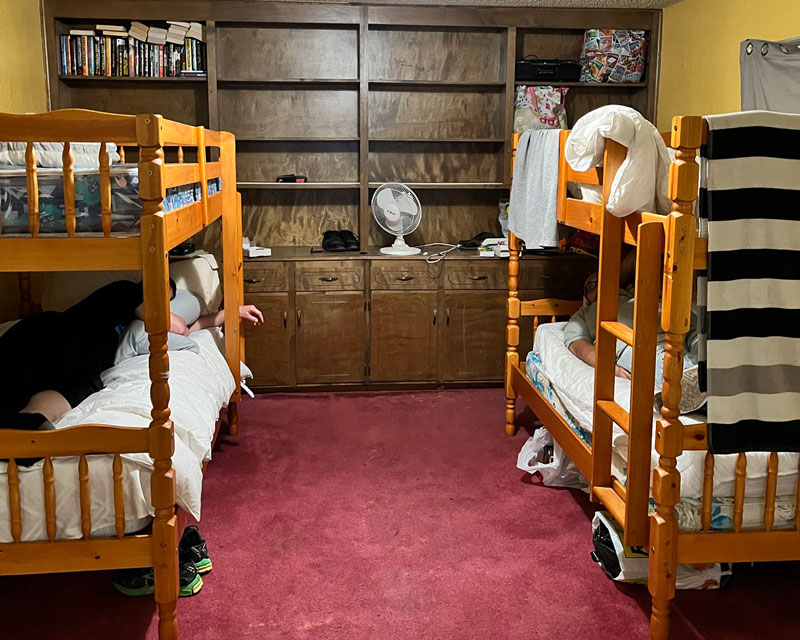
left=444, top=262, right=507, bottom=289
left=296, top=261, right=365, bottom=291
left=518, top=259, right=594, bottom=296
left=243, top=262, right=290, bottom=292
left=371, top=261, right=438, bottom=289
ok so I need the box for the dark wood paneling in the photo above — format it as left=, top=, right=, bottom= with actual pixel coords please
left=370, top=290, right=438, bottom=382
left=369, top=87, right=503, bottom=140
left=241, top=189, right=359, bottom=249
left=295, top=291, right=365, bottom=383
left=218, top=87, right=359, bottom=139
left=517, top=29, right=585, bottom=61
left=217, top=25, right=358, bottom=81
left=566, top=86, right=647, bottom=127
left=63, top=85, right=208, bottom=126
left=236, top=141, right=359, bottom=183
left=368, top=27, right=504, bottom=82
left=370, top=190, right=504, bottom=247
left=244, top=292, right=293, bottom=386
left=441, top=290, right=507, bottom=381
left=368, top=141, right=503, bottom=183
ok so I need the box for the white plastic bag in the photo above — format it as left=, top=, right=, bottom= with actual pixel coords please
left=591, top=511, right=731, bottom=590
left=517, top=428, right=588, bottom=491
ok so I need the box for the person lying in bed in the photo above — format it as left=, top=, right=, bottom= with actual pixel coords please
left=563, top=253, right=704, bottom=412
left=0, top=280, right=262, bottom=445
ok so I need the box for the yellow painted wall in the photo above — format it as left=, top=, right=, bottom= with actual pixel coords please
left=658, top=0, right=800, bottom=129
left=0, top=0, right=48, bottom=320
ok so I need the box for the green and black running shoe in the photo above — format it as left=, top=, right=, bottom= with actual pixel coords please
left=112, top=561, right=203, bottom=598
left=179, top=525, right=213, bottom=575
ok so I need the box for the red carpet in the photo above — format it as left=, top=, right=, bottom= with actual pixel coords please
left=1, top=389, right=798, bottom=639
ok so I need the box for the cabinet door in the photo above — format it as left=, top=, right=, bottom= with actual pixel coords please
left=244, top=293, right=293, bottom=387
left=441, top=291, right=507, bottom=381
left=370, top=290, right=438, bottom=382
left=296, top=291, right=365, bottom=384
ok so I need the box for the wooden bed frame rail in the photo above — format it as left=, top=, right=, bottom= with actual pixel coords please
left=506, top=115, right=800, bottom=640
left=0, top=108, right=244, bottom=640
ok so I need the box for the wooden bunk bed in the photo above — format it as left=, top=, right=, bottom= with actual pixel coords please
left=505, top=116, right=800, bottom=640
left=0, top=109, right=244, bottom=639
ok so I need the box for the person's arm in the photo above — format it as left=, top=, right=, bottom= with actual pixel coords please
left=568, top=339, right=631, bottom=379
left=188, top=305, right=264, bottom=334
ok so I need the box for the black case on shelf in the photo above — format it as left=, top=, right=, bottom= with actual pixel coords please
left=515, top=58, right=581, bottom=82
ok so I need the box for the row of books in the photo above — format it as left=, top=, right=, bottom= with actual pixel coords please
left=58, top=22, right=206, bottom=78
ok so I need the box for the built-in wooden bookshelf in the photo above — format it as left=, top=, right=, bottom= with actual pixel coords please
left=43, top=1, right=662, bottom=251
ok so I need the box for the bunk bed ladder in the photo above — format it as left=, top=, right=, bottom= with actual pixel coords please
left=589, top=140, right=663, bottom=548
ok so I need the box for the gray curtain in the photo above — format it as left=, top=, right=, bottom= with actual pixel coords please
left=740, top=37, right=800, bottom=113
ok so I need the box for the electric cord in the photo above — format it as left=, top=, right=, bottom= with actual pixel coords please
left=416, top=242, right=459, bottom=264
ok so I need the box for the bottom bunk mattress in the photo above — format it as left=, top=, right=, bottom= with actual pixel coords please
left=524, top=322, right=799, bottom=531
left=0, top=164, right=221, bottom=236
left=0, top=324, right=235, bottom=542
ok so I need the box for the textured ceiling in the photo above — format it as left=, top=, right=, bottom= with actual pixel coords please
left=294, top=0, right=683, bottom=7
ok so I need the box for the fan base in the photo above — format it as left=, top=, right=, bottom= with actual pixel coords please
left=379, top=246, right=422, bottom=256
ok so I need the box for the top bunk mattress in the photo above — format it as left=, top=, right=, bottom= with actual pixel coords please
left=529, top=322, right=800, bottom=502
left=0, top=164, right=221, bottom=236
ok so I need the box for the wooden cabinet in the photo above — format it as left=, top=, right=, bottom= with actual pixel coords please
left=244, top=293, right=293, bottom=387
left=441, top=291, right=508, bottom=382
left=243, top=251, right=592, bottom=390
left=295, top=291, right=366, bottom=384
left=370, top=290, right=438, bottom=382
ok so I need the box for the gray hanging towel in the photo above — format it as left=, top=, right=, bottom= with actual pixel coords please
left=697, top=111, right=800, bottom=454
left=741, top=37, right=800, bottom=113
left=508, top=129, right=560, bottom=249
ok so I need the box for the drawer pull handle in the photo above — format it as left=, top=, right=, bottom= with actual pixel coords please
left=319, top=276, right=339, bottom=282
left=468, top=275, right=488, bottom=281
left=283, top=311, right=287, bottom=329
left=396, top=274, right=414, bottom=281
left=446, top=308, right=450, bottom=325
left=244, top=277, right=264, bottom=284
left=433, top=307, right=438, bottom=325
left=297, top=310, right=302, bottom=327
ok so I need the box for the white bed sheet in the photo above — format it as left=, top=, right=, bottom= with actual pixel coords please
left=0, top=328, right=234, bottom=542
left=532, top=322, right=800, bottom=500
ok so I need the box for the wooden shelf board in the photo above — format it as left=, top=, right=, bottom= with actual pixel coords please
left=369, top=138, right=505, bottom=143
left=368, top=182, right=508, bottom=190
left=369, top=79, right=505, bottom=87
left=238, top=137, right=361, bottom=142
left=514, top=80, right=647, bottom=88
left=218, top=78, right=359, bottom=85
left=58, top=75, right=207, bottom=83
left=238, top=181, right=360, bottom=189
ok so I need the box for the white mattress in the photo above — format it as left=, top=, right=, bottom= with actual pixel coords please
left=0, top=328, right=235, bottom=542
left=531, top=322, right=800, bottom=501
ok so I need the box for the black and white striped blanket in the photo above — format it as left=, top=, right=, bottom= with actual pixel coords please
left=697, top=111, right=800, bottom=454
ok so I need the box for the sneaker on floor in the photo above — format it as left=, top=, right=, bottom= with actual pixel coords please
left=679, top=365, right=707, bottom=414
left=112, top=561, right=203, bottom=597
left=179, top=525, right=212, bottom=575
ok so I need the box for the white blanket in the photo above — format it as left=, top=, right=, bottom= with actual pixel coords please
left=565, top=105, right=672, bottom=217
left=532, top=323, right=800, bottom=499
left=0, top=329, right=234, bottom=542
left=508, top=128, right=561, bottom=248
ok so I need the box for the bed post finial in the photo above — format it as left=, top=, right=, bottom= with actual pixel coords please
left=505, top=232, right=522, bottom=436
left=649, top=116, right=702, bottom=640
left=136, top=113, right=179, bottom=640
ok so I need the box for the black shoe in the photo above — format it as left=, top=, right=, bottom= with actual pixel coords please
left=339, top=229, right=360, bottom=251
left=179, top=525, right=213, bottom=575
left=112, top=561, right=203, bottom=597
left=322, top=230, right=345, bottom=252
